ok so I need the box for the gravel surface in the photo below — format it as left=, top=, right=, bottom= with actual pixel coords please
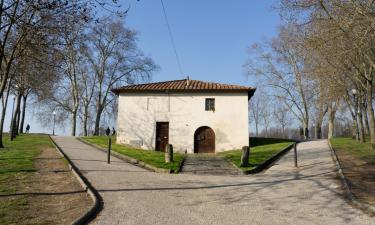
left=52, top=137, right=374, bottom=225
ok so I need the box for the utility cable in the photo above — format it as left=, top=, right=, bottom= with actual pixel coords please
left=160, top=0, right=184, bottom=76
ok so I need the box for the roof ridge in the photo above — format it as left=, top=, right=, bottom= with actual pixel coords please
left=112, top=79, right=255, bottom=94
left=116, top=78, right=250, bottom=88
left=121, top=78, right=188, bottom=88
left=189, top=79, right=247, bottom=87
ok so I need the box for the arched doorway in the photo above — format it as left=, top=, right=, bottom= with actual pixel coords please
left=194, top=126, right=215, bottom=153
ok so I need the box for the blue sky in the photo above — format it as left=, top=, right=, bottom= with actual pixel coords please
left=5, top=0, right=281, bottom=135
left=126, top=0, right=280, bottom=85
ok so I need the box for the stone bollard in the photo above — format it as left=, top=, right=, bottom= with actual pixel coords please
left=165, top=144, right=174, bottom=163
left=240, top=146, right=250, bottom=167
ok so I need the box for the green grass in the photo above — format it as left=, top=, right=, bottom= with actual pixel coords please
left=330, top=137, right=375, bottom=163
left=219, top=137, right=294, bottom=171
left=0, top=134, right=53, bottom=225
left=81, top=136, right=185, bottom=172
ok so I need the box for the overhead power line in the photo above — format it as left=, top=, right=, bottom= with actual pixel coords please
left=160, top=0, right=184, bottom=76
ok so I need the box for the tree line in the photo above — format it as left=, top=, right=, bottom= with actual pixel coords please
left=0, top=0, right=157, bottom=148
left=246, top=0, right=375, bottom=146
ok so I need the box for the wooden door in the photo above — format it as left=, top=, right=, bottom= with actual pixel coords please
left=155, top=122, right=169, bottom=152
left=194, top=126, right=215, bottom=153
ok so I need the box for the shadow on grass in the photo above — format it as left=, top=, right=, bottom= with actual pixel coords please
left=250, top=137, right=293, bottom=147
left=0, top=190, right=86, bottom=197
left=0, top=169, right=37, bottom=174
left=0, top=157, right=61, bottom=160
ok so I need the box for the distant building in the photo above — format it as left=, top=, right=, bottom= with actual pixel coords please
left=112, top=78, right=255, bottom=153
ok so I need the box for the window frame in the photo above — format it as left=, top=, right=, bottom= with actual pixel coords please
left=205, top=98, right=215, bottom=111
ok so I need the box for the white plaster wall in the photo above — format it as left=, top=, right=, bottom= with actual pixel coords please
left=116, top=92, right=249, bottom=153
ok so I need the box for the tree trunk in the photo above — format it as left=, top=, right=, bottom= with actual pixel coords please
left=94, top=105, right=103, bottom=136
left=303, top=119, right=309, bottom=140
left=10, top=93, right=22, bottom=139
left=71, top=75, right=79, bottom=136
left=328, top=119, right=334, bottom=139
left=345, top=96, right=359, bottom=141
left=0, top=105, right=7, bottom=147
left=315, top=124, right=322, bottom=139
left=71, top=109, right=77, bottom=136
left=366, top=80, right=375, bottom=148
left=363, top=105, right=370, bottom=135
left=83, top=106, right=88, bottom=136
left=328, top=103, right=336, bottom=139
left=0, top=78, right=13, bottom=148
left=15, top=100, right=21, bottom=136
left=0, top=101, right=8, bottom=147
left=352, top=113, right=359, bottom=141
left=315, top=107, right=327, bottom=139
left=315, top=88, right=326, bottom=139
left=357, top=107, right=365, bottom=143
left=19, top=94, right=27, bottom=134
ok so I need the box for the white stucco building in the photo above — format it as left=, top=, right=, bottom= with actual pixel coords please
left=112, top=79, right=255, bottom=153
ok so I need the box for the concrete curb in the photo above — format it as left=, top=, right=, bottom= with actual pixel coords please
left=176, top=156, right=186, bottom=173
left=77, top=138, right=183, bottom=174
left=49, top=136, right=103, bottom=225
left=233, top=142, right=296, bottom=175
left=327, top=140, right=375, bottom=214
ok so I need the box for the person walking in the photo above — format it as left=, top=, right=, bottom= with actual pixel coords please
left=25, top=124, right=30, bottom=133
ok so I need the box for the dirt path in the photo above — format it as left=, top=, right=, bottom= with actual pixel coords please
left=28, top=147, right=92, bottom=224
left=1, top=147, right=92, bottom=225
left=335, top=150, right=375, bottom=207
left=52, top=137, right=374, bottom=225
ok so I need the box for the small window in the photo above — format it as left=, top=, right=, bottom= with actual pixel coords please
left=205, top=98, right=215, bottom=111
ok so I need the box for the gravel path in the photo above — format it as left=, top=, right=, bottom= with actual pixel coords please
left=52, top=137, right=374, bottom=225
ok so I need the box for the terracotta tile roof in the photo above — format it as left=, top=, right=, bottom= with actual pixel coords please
left=112, top=79, right=255, bottom=95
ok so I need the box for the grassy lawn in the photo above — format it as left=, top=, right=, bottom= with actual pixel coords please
left=330, top=137, right=375, bottom=163
left=81, top=136, right=185, bottom=172
left=219, top=137, right=294, bottom=171
left=0, top=134, right=53, bottom=225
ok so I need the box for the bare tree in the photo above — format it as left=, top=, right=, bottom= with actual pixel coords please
left=249, top=92, right=266, bottom=137
left=0, top=0, right=116, bottom=147
left=85, top=17, right=157, bottom=135
left=262, top=103, right=272, bottom=138
left=79, top=64, right=97, bottom=136
left=328, top=101, right=339, bottom=139
left=245, top=24, right=314, bottom=140
left=280, top=0, right=375, bottom=146
left=273, top=103, right=291, bottom=138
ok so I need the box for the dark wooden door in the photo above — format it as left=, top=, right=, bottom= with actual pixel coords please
left=155, top=122, right=169, bottom=152
left=194, top=126, right=215, bottom=153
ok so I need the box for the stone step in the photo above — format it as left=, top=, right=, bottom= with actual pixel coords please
left=181, top=154, right=240, bottom=175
